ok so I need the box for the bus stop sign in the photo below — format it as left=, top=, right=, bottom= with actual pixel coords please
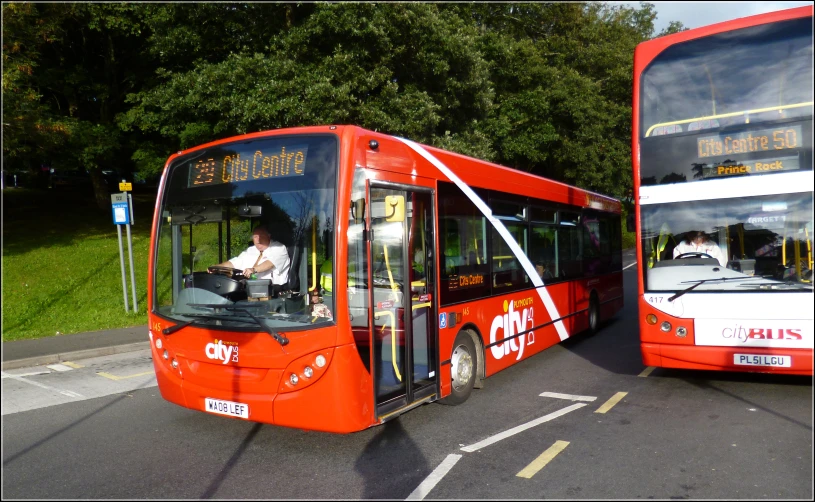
left=111, top=193, right=130, bottom=225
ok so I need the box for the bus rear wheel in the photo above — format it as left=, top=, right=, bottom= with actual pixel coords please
left=443, top=331, right=477, bottom=405
left=588, top=293, right=600, bottom=334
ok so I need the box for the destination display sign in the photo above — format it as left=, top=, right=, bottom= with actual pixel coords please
left=697, top=125, right=802, bottom=158
left=187, top=144, right=308, bottom=188
left=701, top=155, right=800, bottom=179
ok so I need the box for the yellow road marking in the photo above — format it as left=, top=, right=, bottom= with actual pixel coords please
left=595, top=391, right=628, bottom=414
left=638, top=366, right=655, bottom=378
left=516, top=440, right=570, bottom=479
left=62, top=361, right=84, bottom=369
left=97, top=371, right=154, bottom=381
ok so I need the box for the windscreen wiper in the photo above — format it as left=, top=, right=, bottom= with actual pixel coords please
left=163, top=320, right=197, bottom=335
left=186, top=304, right=290, bottom=346
left=668, top=276, right=754, bottom=302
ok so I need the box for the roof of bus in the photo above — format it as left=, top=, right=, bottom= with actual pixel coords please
left=164, top=124, right=621, bottom=213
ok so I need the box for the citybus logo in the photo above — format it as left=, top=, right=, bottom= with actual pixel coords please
left=490, top=298, right=535, bottom=361
left=205, top=339, right=239, bottom=364
left=722, top=326, right=803, bottom=343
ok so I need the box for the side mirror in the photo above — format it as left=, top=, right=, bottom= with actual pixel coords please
left=626, top=213, right=635, bottom=233
left=352, top=199, right=366, bottom=224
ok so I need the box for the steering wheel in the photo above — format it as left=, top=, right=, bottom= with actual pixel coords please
left=675, top=252, right=714, bottom=260
left=207, top=266, right=244, bottom=280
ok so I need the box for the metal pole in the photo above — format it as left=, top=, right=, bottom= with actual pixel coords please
left=117, top=224, right=129, bottom=312
left=126, top=193, right=138, bottom=312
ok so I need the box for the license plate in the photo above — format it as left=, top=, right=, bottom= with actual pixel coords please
left=204, top=398, right=249, bottom=419
left=734, top=354, right=791, bottom=368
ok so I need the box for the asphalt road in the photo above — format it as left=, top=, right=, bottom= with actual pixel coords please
left=2, top=261, right=812, bottom=499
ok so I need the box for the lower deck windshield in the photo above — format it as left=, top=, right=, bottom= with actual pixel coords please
left=641, top=191, right=813, bottom=292
left=153, top=134, right=338, bottom=331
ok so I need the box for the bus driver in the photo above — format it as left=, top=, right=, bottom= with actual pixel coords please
left=673, top=230, right=726, bottom=266
left=210, top=225, right=291, bottom=284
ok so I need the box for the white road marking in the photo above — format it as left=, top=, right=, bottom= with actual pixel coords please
left=539, top=392, right=597, bottom=402
left=405, top=454, right=462, bottom=500
left=460, top=403, right=586, bottom=452
left=2, top=370, right=50, bottom=378
left=1, top=371, right=84, bottom=398
left=623, top=261, right=637, bottom=270
left=46, top=364, right=74, bottom=372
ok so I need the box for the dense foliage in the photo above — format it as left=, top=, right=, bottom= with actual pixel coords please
left=3, top=2, right=684, bottom=207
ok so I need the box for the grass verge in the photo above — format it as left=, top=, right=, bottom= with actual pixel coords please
left=2, top=186, right=156, bottom=341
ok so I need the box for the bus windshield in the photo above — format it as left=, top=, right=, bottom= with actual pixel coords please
left=639, top=17, right=813, bottom=186
left=153, top=134, right=338, bottom=331
left=642, top=191, right=813, bottom=292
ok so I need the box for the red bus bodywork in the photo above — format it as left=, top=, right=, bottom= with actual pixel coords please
left=149, top=125, right=623, bottom=432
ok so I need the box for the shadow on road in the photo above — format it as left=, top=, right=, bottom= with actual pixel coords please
left=354, top=418, right=429, bottom=499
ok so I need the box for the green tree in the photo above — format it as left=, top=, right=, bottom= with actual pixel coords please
left=3, top=3, right=154, bottom=208
left=121, top=3, right=493, bottom=172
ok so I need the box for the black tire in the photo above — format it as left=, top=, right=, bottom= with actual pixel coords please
left=442, top=330, right=477, bottom=405
left=588, top=293, right=600, bottom=334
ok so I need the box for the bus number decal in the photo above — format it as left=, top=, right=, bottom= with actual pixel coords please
left=647, top=296, right=664, bottom=304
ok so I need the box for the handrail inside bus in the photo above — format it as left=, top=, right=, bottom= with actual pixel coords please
left=310, top=216, right=317, bottom=292
left=645, top=101, right=814, bottom=137
left=374, top=310, right=401, bottom=382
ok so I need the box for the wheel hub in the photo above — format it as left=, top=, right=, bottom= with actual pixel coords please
left=451, top=344, right=473, bottom=390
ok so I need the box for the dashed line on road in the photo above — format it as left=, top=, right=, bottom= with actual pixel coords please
left=1, top=371, right=84, bottom=398
left=595, top=391, right=628, bottom=414
left=516, top=440, right=570, bottom=479
left=539, top=392, right=597, bottom=402
left=96, top=371, right=155, bottom=381
left=460, top=403, right=586, bottom=453
left=638, top=366, right=655, bottom=378
left=405, top=454, right=462, bottom=500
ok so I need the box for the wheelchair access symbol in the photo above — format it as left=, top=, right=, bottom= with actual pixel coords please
left=439, top=312, right=447, bottom=329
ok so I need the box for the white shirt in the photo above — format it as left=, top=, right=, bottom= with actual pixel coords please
left=673, top=240, right=726, bottom=266
left=230, top=241, right=291, bottom=285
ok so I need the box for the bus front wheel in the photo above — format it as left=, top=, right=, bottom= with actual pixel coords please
left=443, top=330, right=477, bottom=405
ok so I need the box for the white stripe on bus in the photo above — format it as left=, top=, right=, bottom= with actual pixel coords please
left=396, top=136, right=570, bottom=341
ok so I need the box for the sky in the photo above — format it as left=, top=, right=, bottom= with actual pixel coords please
left=609, top=1, right=813, bottom=35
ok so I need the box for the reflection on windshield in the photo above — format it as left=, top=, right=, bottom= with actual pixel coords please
left=153, top=134, right=338, bottom=330
left=641, top=17, right=813, bottom=136
left=641, top=192, right=813, bottom=291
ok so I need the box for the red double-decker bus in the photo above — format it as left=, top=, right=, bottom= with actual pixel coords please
left=148, top=125, right=624, bottom=432
left=632, top=6, right=813, bottom=374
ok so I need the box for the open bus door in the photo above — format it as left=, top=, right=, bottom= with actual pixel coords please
left=368, top=184, right=438, bottom=419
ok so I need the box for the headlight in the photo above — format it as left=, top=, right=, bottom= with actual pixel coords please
left=303, top=366, right=314, bottom=378
left=289, top=374, right=299, bottom=385
left=660, top=321, right=672, bottom=332
left=315, top=355, right=326, bottom=368
left=676, top=326, right=687, bottom=338
left=156, top=338, right=163, bottom=349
